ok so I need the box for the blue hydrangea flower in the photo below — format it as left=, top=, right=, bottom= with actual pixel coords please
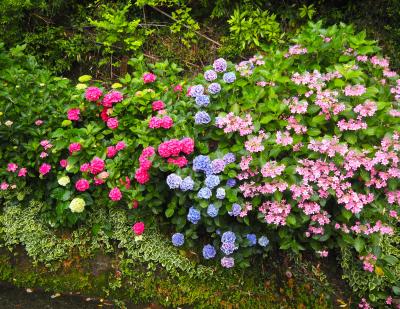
left=221, top=242, right=237, bottom=255
left=171, top=233, right=185, bottom=246
left=195, top=95, right=210, bottom=107
left=228, top=203, right=241, bottom=216
left=221, top=256, right=234, bottom=268
left=187, top=207, right=201, bottom=224
left=216, top=187, right=226, bottom=199
left=208, top=82, right=221, bottom=95
left=205, top=175, right=220, bottom=189
left=223, top=153, right=236, bottom=164
left=194, top=111, right=211, bottom=124
left=213, top=58, right=227, bottom=73
left=246, top=234, right=257, bottom=246
left=258, top=236, right=270, bottom=247
left=211, top=159, right=225, bottom=174
left=221, top=231, right=236, bottom=243
left=226, top=178, right=236, bottom=187
left=193, top=155, right=211, bottom=172
left=180, top=176, right=194, bottom=191
left=223, top=72, right=236, bottom=83
left=204, top=70, right=217, bottom=81
left=189, top=85, right=204, bottom=97
left=198, top=187, right=212, bottom=199
left=207, top=204, right=218, bottom=217
left=166, top=173, right=182, bottom=189
left=202, top=244, right=216, bottom=259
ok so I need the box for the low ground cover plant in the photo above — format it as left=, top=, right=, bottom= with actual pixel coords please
left=1, top=22, right=399, bottom=307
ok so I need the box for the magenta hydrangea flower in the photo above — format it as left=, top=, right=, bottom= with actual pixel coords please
left=85, top=87, right=103, bottom=102
left=107, top=117, right=119, bottom=129
left=69, top=143, right=81, bottom=154
left=102, top=91, right=123, bottom=107
left=39, top=163, right=51, bottom=175
left=75, top=178, right=90, bottom=192
left=7, top=163, right=18, bottom=172
left=90, top=157, right=105, bottom=175
left=109, top=187, right=122, bottom=201
left=67, top=108, right=80, bottom=121
left=142, top=72, right=156, bottom=83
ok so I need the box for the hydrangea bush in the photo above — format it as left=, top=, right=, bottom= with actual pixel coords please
left=1, top=22, right=400, bottom=306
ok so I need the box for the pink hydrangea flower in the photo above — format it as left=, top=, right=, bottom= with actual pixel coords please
left=107, top=117, right=119, bottom=129
left=149, top=117, right=162, bottom=128
left=102, top=91, right=123, bottom=107
left=75, top=178, right=90, bottom=192
left=115, top=141, right=126, bottom=151
left=80, top=163, right=90, bottom=172
left=69, top=143, right=82, bottom=154
left=142, top=73, right=156, bottom=83
left=67, top=108, right=80, bottom=121
left=107, top=146, right=117, bottom=158
left=40, top=140, right=53, bottom=150
left=7, top=163, right=18, bottom=172
left=90, top=157, right=105, bottom=175
left=39, top=163, right=51, bottom=175
left=141, top=146, right=155, bottom=158
left=174, top=84, right=183, bottom=92
left=85, top=87, right=103, bottom=102
left=132, top=222, right=145, bottom=235
left=1, top=182, right=9, bottom=190
left=40, top=152, right=48, bottom=158
left=109, top=187, right=122, bottom=201
left=35, top=119, right=43, bottom=126
left=60, top=159, right=68, bottom=168
left=161, top=116, right=173, bottom=129
left=180, top=137, right=194, bottom=155
left=167, top=156, right=188, bottom=167
left=152, top=100, right=165, bottom=111
left=18, top=168, right=27, bottom=177
left=135, top=168, right=150, bottom=184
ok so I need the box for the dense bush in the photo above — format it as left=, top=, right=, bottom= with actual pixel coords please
left=1, top=22, right=400, bottom=307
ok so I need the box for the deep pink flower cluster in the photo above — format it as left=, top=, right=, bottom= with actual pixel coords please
left=158, top=138, right=194, bottom=158
left=75, top=178, right=90, bottom=192
left=89, top=157, right=105, bottom=175
left=134, top=146, right=155, bottom=184
left=107, top=117, right=119, bottom=130
left=149, top=116, right=173, bottom=129
left=85, top=87, right=103, bottom=102
left=152, top=100, right=165, bottom=111
left=142, top=72, right=156, bottom=83
left=109, top=187, right=122, bottom=201
left=167, top=156, right=188, bottom=167
left=216, top=113, right=254, bottom=136
left=69, top=142, right=82, bottom=154
left=67, top=108, right=80, bottom=121
left=39, top=163, right=51, bottom=175
left=107, top=141, right=126, bottom=158
left=102, top=91, right=123, bottom=107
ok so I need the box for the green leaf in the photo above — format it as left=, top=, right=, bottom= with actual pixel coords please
left=354, top=238, right=365, bottom=253
left=165, top=208, right=174, bottom=218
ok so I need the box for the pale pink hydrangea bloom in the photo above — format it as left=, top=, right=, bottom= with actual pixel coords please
left=344, top=84, right=366, bottom=96
left=276, top=131, right=293, bottom=146
left=259, top=200, right=291, bottom=226
left=354, top=100, right=377, bottom=117
left=260, top=161, right=285, bottom=178
left=216, top=113, right=254, bottom=136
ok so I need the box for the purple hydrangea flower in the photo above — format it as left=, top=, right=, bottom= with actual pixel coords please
left=221, top=242, right=237, bottom=255
left=172, top=233, right=185, bottom=246
left=193, top=155, right=211, bottom=172
left=213, top=58, right=227, bottom=73
left=246, top=234, right=257, bottom=246
left=180, top=176, right=194, bottom=191
left=189, top=85, right=204, bottom=97
left=195, top=111, right=211, bottom=124
left=166, top=173, right=182, bottom=189
left=228, top=203, right=241, bottom=216
left=208, top=82, right=221, bottom=95
left=205, top=175, right=220, bottom=189
left=195, top=95, right=210, bottom=107
left=216, top=187, right=226, bottom=199
left=223, top=153, right=236, bottom=164
left=202, top=244, right=216, bottom=259
left=223, top=72, right=236, bottom=83
left=226, top=178, right=236, bottom=187
left=211, top=159, right=225, bottom=174
left=207, top=204, right=218, bottom=217
left=221, top=256, right=235, bottom=268
left=221, top=231, right=236, bottom=243
left=258, top=236, right=270, bottom=247
left=187, top=207, right=201, bottom=224
left=198, top=187, right=212, bottom=199
left=204, top=70, right=217, bottom=81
